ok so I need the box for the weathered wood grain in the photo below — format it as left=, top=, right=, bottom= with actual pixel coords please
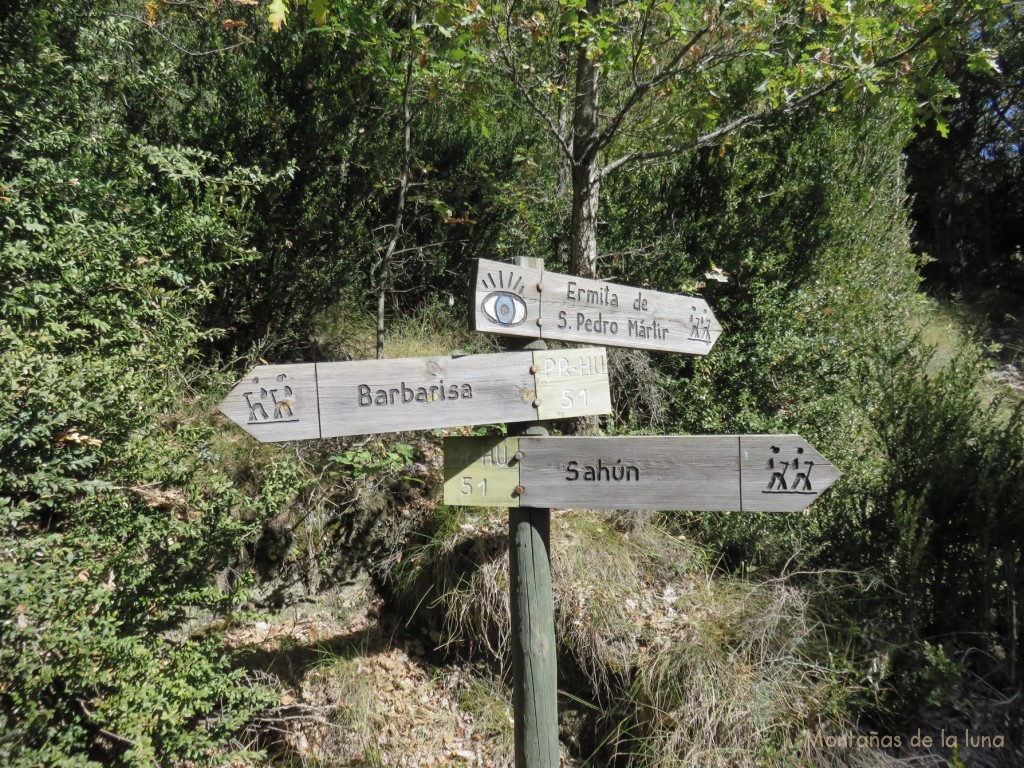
left=443, top=436, right=522, bottom=507
left=509, top=505, right=559, bottom=766
left=317, top=352, right=537, bottom=437
left=471, top=258, right=543, bottom=340
left=469, top=258, right=722, bottom=355
left=739, top=434, right=841, bottom=513
left=532, top=347, right=611, bottom=420
left=519, top=436, right=742, bottom=510
left=221, top=349, right=612, bottom=441
left=442, top=435, right=841, bottom=512
left=217, top=363, right=321, bottom=442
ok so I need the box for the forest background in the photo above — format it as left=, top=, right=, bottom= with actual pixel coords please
left=2, top=0, right=1023, bottom=765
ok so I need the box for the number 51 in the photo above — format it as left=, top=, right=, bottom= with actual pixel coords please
left=460, top=476, right=487, bottom=496
left=561, top=388, right=588, bottom=409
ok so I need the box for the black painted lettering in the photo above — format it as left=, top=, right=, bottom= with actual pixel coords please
left=358, top=384, right=372, bottom=407
left=355, top=380, right=474, bottom=407
left=568, top=458, right=641, bottom=482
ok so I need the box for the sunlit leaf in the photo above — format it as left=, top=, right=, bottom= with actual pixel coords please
left=268, top=0, right=288, bottom=32
left=307, top=0, right=330, bottom=25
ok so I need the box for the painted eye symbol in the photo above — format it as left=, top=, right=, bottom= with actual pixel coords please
left=481, top=291, right=528, bottom=326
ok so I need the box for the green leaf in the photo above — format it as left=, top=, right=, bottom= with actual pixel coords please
left=306, top=0, right=330, bottom=26
left=966, top=48, right=1001, bottom=75
left=268, top=0, right=288, bottom=32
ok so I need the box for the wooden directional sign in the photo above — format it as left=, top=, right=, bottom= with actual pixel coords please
left=443, top=435, right=840, bottom=512
left=219, top=348, right=610, bottom=442
left=471, top=257, right=722, bottom=355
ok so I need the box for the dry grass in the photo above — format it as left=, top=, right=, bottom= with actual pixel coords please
left=909, top=295, right=1024, bottom=414
left=311, top=299, right=497, bottom=362
left=232, top=597, right=517, bottom=767
left=607, top=347, right=666, bottom=430
left=389, top=509, right=947, bottom=766
left=615, top=579, right=821, bottom=767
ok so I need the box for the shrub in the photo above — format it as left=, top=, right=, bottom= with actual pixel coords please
left=1, top=5, right=282, bottom=762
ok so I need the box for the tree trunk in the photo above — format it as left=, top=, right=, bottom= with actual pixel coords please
left=375, top=10, right=416, bottom=359
left=556, top=41, right=573, bottom=201
left=570, top=152, right=600, bottom=279
left=569, top=0, right=601, bottom=279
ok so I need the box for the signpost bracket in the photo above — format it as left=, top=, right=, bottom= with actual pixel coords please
left=507, top=258, right=559, bottom=767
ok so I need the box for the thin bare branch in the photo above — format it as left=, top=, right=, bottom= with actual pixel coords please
left=107, top=14, right=252, bottom=57
left=493, top=15, right=574, bottom=163
left=597, top=24, right=712, bottom=152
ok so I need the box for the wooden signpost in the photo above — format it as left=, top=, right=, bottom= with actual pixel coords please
left=218, top=255, right=840, bottom=768
left=218, top=348, right=611, bottom=441
left=443, top=435, right=840, bottom=512
left=471, top=257, right=723, bottom=355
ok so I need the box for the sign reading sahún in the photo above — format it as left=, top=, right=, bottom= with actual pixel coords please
left=443, top=435, right=840, bottom=512
left=218, top=348, right=611, bottom=442
left=471, top=258, right=722, bottom=355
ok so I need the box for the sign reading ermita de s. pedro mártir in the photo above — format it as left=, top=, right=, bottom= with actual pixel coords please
left=470, top=257, right=722, bottom=354
left=218, top=348, right=611, bottom=442
left=444, top=435, right=840, bottom=512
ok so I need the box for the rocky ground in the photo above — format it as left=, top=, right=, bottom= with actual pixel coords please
left=225, top=580, right=523, bottom=767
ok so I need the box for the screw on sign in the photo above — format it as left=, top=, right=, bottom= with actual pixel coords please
left=471, top=257, right=723, bottom=354
left=443, top=435, right=841, bottom=512
left=218, top=349, right=612, bottom=441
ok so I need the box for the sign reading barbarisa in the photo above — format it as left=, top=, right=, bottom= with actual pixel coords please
left=471, top=257, right=722, bottom=354
left=219, top=348, right=611, bottom=442
left=443, top=435, right=840, bottom=512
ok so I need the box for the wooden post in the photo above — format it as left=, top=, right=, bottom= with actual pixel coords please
left=507, top=258, right=559, bottom=767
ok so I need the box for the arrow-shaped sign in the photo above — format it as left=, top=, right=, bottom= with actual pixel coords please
left=219, top=348, right=611, bottom=442
left=471, top=258, right=722, bottom=355
left=444, top=435, right=840, bottom=512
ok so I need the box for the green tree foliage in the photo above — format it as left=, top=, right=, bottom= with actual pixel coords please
left=906, top=0, right=1024, bottom=287
left=2, top=0, right=1023, bottom=763
left=1, top=3, right=277, bottom=763
left=844, top=345, right=1024, bottom=708
left=271, top=0, right=1005, bottom=277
